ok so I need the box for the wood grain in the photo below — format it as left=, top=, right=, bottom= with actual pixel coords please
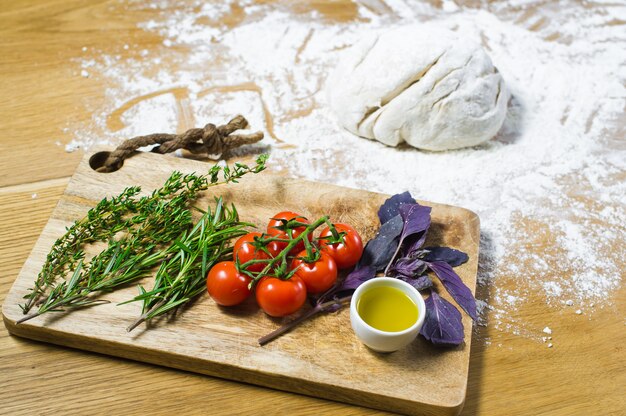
left=3, top=151, right=480, bottom=416
left=0, top=182, right=379, bottom=416
left=1, top=1, right=624, bottom=415
left=0, top=0, right=159, bottom=187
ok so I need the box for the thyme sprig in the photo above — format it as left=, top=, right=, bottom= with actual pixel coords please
left=22, top=186, right=142, bottom=313
left=19, top=154, right=268, bottom=323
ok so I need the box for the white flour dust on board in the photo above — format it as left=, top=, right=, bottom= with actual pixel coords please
left=68, top=0, right=625, bottom=345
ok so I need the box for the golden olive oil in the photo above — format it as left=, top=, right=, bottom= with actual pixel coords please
left=357, top=286, right=418, bottom=332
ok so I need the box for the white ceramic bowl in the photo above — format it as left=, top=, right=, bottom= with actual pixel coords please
left=350, top=277, right=426, bottom=352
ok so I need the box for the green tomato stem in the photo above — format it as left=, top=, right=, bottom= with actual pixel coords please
left=240, top=216, right=330, bottom=283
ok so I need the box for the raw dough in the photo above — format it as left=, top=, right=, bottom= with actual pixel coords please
left=326, top=25, right=509, bottom=151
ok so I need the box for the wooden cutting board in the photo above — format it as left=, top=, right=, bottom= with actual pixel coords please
left=2, top=151, right=480, bottom=416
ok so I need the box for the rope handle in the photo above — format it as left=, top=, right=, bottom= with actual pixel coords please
left=96, top=115, right=263, bottom=173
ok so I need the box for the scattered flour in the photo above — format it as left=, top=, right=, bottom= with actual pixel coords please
left=66, top=0, right=625, bottom=343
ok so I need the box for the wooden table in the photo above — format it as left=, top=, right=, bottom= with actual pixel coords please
left=1, top=1, right=624, bottom=415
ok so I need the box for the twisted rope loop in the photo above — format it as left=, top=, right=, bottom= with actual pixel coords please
left=97, top=115, right=263, bottom=172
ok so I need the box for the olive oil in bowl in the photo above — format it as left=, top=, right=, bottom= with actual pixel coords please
left=350, top=277, right=426, bottom=352
left=357, top=286, right=419, bottom=332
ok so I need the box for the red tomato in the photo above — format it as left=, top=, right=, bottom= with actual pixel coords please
left=206, top=261, right=252, bottom=306
left=233, top=232, right=281, bottom=272
left=255, top=275, right=307, bottom=317
left=291, top=250, right=338, bottom=294
left=318, top=223, right=364, bottom=269
left=266, top=211, right=312, bottom=254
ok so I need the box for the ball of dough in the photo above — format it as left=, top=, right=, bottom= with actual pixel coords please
left=327, top=25, right=509, bottom=151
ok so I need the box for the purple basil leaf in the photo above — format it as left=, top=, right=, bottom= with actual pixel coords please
left=422, top=247, right=469, bottom=267
left=390, top=257, right=427, bottom=279
left=420, top=291, right=464, bottom=346
left=378, top=191, right=416, bottom=225
left=341, top=265, right=376, bottom=290
left=400, top=275, right=433, bottom=291
left=339, top=213, right=405, bottom=292
left=399, top=203, right=432, bottom=241
left=404, top=232, right=429, bottom=256
left=391, top=203, right=432, bottom=261
left=356, top=214, right=403, bottom=271
left=427, top=261, right=477, bottom=321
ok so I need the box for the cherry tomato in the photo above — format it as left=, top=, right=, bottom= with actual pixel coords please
left=291, top=250, right=338, bottom=294
left=266, top=211, right=312, bottom=254
left=318, top=223, right=364, bottom=269
left=206, top=261, right=251, bottom=306
left=233, top=232, right=281, bottom=272
left=255, top=275, right=307, bottom=317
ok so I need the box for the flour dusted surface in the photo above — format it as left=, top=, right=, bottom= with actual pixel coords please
left=67, top=0, right=625, bottom=346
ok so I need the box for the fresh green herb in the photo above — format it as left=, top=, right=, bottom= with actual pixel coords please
left=18, top=154, right=268, bottom=324
left=21, top=186, right=142, bottom=313
left=125, top=198, right=252, bottom=331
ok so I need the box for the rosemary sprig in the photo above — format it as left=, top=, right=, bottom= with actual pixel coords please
left=125, top=198, right=252, bottom=331
left=22, top=186, right=142, bottom=313
left=21, top=171, right=201, bottom=313
left=17, top=246, right=165, bottom=324
left=19, top=154, right=268, bottom=321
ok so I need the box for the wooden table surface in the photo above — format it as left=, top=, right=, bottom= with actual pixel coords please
left=1, top=1, right=624, bottom=415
